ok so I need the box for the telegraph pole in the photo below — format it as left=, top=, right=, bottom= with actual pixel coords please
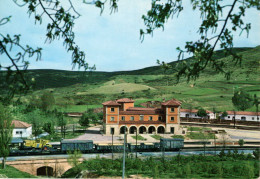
left=122, top=126, right=126, bottom=179
left=112, top=130, right=114, bottom=161
left=135, top=129, right=137, bottom=159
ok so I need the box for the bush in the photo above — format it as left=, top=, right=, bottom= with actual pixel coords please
left=238, top=139, right=244, bottom=146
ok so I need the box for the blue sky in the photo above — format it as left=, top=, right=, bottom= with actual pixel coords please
left=1, top=0, right=259, bottom=71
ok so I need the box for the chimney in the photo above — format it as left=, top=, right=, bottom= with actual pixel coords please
left=162, top=98, right=165, bottom=102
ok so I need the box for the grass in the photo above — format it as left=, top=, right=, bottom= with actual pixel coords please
left=150, top=134, right=162, bottom=140
left=131, top=135, right=147, bottom=141
left=188, top=127, right=212, bottom=132
left=2, top=46, right=260, bottom=112
left=187, top=132, right=216, bottom=139
left=56, top=104, right=102, bottom=112
left=0, top=165, right=36, bottom=178
left=171, top=135, right=185, bottom=139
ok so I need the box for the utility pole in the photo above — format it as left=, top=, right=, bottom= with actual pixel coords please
left=122, top=126, right=126, bottom=179
left=214, top=134, right=216, bottom=156
left=135, top=129, right=137, bottom=159
left=112, top=130, right=114, bottom=161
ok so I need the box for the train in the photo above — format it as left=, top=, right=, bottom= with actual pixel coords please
left=9, top=138, right=184, bottom=156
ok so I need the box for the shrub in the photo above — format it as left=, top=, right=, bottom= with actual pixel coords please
left=238, top=139, right=244, bottom=146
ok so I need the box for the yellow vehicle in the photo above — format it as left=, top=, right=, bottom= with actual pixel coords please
left=24, top=139, right=52, bottom=149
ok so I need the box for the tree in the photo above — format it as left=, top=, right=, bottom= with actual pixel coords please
left=43, top=122, right=54, bottom=135
left=142, top=0, right=260, bottom=81
left=197, top=108, right=208, bottom=121
left=232, top=90, right=253, bottom=111
left=1, top=0, right=259, bottom=99
left=238, top=139, right=244, bottom=146
left=253, top=94, right=259, bottom=120
left=41, top=91, right=55, bottom=111
left=67, top=150, right=82, bottom=173
left=0, top=103, right=14, bottom=169
left=27, top=109, right=43, bottom=137
left=221, top=111, right=228, bottom=122
left=57, top=112, right=67, bottom=138
left=79, top=113, right=90, bottom=127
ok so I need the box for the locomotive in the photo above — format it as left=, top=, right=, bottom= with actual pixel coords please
left=9, top=138, right=184, bottom=156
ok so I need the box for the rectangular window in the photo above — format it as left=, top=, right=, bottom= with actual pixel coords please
left=149, top=116, right=153, bottom=121
left=110, top=117, right=115, bottom=121
left=140, top=115, right=144, bottom=121
left=110, top=128, right=115, bottom=135
left=16, top=131, right=19, bottom=134
left=228, top=116, right=230, bottom=118
left=170, top=127, right=175, bottom=134
left=158, top=116, right=162, bottom=121
left=111, top=108, right=115, bottom=112
left=171, top=108, right=175, bottom=112
left=131, top=116, right=134, bottom=121
left=121, top=116, right=125, bottom=121
left=170, top=117, right=175, bottom=121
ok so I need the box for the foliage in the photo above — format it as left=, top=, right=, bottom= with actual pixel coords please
left=141, top=0, right=260, bottom=81
left=43, top=122, right=54, bottom=135
left=232, top=89, right=253, bottom=111
left=221, top=111, right=228, bottom=118
left=0, top=103, right=14, bottom=169
left=67, top=150, right=82, bottom=173
left=40, top=91, right=55, bottom=111
left=238, top=139, right=244, bottom=147
left=57, top=112, right=67, bottom=138
left=63, top=151, right=260, bottom=178
left=79, top=113, right=90, bottom=127
left=197, top=108, right=208, bottom=118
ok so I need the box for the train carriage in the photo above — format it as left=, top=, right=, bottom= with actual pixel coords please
left=160, top=138, right=184, bottom=151
left=61, top=139, right=93, bottom=153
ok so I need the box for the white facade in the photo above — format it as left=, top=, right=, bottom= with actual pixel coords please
left=180, top=110, right=216, bottom=119
left=222, top=113, right=260, bottom=122
left=13, top=126, right=32, bottom=138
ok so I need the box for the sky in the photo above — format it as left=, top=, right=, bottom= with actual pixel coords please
left=1, top=0, right=260, bottom=72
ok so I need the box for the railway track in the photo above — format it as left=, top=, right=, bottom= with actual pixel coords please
left=181, top=122, right=260, bottom=130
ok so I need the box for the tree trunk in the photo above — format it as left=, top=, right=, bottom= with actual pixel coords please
left=2, top=157, right=5, bottom=169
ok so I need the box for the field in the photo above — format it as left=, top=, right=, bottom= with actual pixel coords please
left=0, top=165, right=36, bottom=178
left=1, top=46, right=259, bottom=112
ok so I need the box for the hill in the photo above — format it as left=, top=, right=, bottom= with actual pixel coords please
left=0, top=46, right=259, bottom=112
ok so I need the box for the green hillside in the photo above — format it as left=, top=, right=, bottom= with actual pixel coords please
left=0, top=46, right=259, bottom=112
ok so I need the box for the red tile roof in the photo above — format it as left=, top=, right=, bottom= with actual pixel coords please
left=226, top=111, right=260, bottom=116
left=12, top=120, right=31, bottom=128
left=161, top=99, right=181, bottom=106
left=102, top=100, right=121, bottom=106
left=116, top=98, right=135, bottom=103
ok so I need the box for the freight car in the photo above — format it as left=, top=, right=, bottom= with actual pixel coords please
left=8, top=138, right=184, bottom=156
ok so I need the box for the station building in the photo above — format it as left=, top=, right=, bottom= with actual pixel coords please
left=102, top=98, right=182, bottom=135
